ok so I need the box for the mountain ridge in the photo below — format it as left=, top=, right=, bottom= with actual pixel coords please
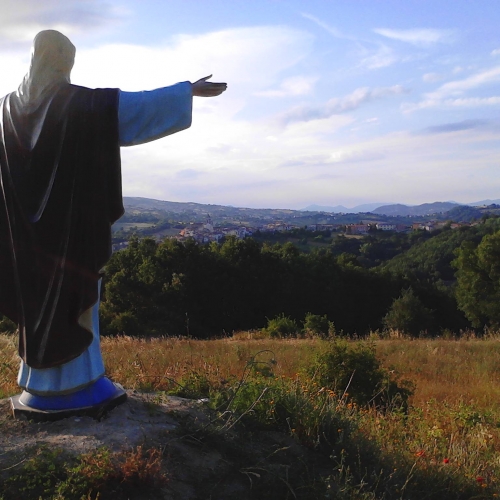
left=123, top=197, right=500, bottom=218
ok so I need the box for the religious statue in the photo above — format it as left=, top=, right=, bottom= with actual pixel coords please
left=0, top=30, right=227, bottom=419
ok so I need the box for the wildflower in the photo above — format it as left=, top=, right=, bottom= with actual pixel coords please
left=476, top=476, right=484, bottom=483
left=415, top=451, right=426, bottom=458
left=443, top=458, right=449, bottom=464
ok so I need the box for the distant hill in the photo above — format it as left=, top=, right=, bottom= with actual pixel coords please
left=471, top=199, right=500, bottom=206
left=123, top=197, right=228, bottom=213
left=373, top=202, right=460, bottom=216
left=302, top=203, right=389, bottom=213
left=122, top=197, right=500, bottom=223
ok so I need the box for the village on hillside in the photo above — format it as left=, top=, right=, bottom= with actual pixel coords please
left=112, top=210, right=474, bottom=251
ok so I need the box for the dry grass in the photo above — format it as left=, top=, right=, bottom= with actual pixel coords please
left=0, top=334, right=21, bottom=398
left=2, top=332, right=500, bottom=497
left=375, top=337, right=500, bottom=409
left=100, top=335, right=319, bottom=392
left=2, top=333, right=500, bottom=408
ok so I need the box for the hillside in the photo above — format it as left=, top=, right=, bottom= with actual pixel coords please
left=373, top=201, right=459, bottom=216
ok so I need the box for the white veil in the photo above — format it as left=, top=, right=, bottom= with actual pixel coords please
left=16, top=30, right=75, bottom=109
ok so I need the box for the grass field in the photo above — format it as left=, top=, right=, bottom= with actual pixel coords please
left=2, top=333, right=500, bottom=498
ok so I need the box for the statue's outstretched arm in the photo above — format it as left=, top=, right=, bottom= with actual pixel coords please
left=192, top=75, right=227, bottom=97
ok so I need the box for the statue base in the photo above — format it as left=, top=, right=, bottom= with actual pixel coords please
left=10, top=377, right=127, bottom=422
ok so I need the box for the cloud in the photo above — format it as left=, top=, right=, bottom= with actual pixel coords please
left=423, top=72, right=444, bottom=83
left=373, top=28, right=454, bottom=46
left=174, top=169, right=205, bottom=180
left=72, top=26, right=313, bottom=94
left=360, top=44, right=398, bottom=69
left=279, top=85, right=408, bottom=125
left=0, top=0, right=124, bottom=44
left=492, top=48, right=500, bottom=57
left=279, top=154, right=331, bottom=168
left=329, top=149, right=386, bottom=163
left=257, top=75, right=318, bottom=97
left=403, top=66, right=500, bottom=111
left=417, top=119, right=490, bottom=135
left=300, top=13, right=351, bottom=39
left=427, top=66, right=500, bottom=100
left=443, top=97, right=500, bottom=107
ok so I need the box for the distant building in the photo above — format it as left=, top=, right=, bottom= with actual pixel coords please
left=347, top=224, right=370, bottom=234
left=376, top=223, right=397, bottom=231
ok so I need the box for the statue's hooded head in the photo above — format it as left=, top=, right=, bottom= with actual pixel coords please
left=17, top=30, right=76, bottom=106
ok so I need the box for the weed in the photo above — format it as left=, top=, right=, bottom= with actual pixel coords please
left=1, top=446, right=167, bottom=500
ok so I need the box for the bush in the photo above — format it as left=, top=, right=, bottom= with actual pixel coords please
left=262, top=314, right=299, bottom=338
left=106, top=311, right=142, bottom=336
left=383, top=287, right=434, bottom=336
left=0, top=315, right=17, bottom=334
left=303, top=312, right=335, bottom=338
left=307, top=339, right=413, bottom=410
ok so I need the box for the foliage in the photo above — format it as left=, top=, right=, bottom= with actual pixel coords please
left=303, top=312, right=335, bottom=338
left=453, top=229, right=500, bottom=328
left=443, top=204, right=483, bottom=222
left=0, top=315, right=16, bottom=334
left=102, top=236, right=398, bottom=338
left=101, top=220, right=500, bottom=339
left=1, top=446, right=166, bottom=500
left=307, top=339, right=413, bottom=409
left=383, top=287, right=434, bottom=336
left=261, top=314, right=300, bottom=338
left=382, top=216, right=500, bottom=283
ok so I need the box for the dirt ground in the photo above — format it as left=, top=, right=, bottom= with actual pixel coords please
left=0, top=391, right=326, bottom=499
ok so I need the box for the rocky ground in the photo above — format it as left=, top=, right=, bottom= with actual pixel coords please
left=0, top=391, right=329, bottom=499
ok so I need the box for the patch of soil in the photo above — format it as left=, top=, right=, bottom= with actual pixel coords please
left=0, top=391, right=330, bottom=499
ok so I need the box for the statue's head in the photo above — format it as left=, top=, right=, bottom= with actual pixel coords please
left=18, top=30, right=76, bottom=105
left=31, top=30, right=76, bottom=81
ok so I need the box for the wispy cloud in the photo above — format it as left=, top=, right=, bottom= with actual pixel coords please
left=329, top=149, right=386, bottom=163
left=374, top=28, right=454, bottom=46
left=404, top=66, right=500, bottom=111
left=360, top=44, right=398, bottom=69
left=492, top=48, right=500, bottom=57
left=301, top=13, right=354, bottom=40
left=257, top=75, right=318, bottom=97
left=417, top=119, right=490, bottom=135
left=428, top=66, right=500, bottom=99
left=0, top=0, right=125, bottom=43
left=279, top=85, right=408, bottom=125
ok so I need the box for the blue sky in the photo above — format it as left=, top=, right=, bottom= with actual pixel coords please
left=0, top=0, right=499, bottom=209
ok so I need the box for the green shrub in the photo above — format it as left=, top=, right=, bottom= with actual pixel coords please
left=0, top=315, right=17, bottom=334
left=307, top=339, right=413, bottom=410
left=107, top=311, right=142, bottom=336
left=262, top=314, right=299, bottom=338
left=303, top=312, right=335, bottom=338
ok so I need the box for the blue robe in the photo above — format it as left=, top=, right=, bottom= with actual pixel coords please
left=18, top=82, right=192, bottom=395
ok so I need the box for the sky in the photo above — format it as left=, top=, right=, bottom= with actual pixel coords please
left=0, top=0, right=499, bottom=210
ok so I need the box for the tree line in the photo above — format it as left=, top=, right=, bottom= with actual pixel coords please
left=97, top=216, right=500, bottom=338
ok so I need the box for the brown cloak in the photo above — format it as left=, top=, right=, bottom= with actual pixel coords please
left=0, top=84, right=123, bottom=368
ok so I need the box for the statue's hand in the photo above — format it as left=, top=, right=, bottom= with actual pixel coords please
left=192, top=75, right=227, bottom=97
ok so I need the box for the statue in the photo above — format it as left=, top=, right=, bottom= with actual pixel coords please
left=0, top=30, right=227, bottom=419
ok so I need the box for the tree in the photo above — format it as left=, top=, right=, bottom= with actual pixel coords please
left=383, top=288, right=434, bottom=336
left=453, top=231, right=500, bottom=328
